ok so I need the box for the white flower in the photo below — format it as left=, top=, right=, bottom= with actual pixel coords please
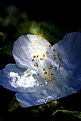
left=0, top=32, right=81, bottom=108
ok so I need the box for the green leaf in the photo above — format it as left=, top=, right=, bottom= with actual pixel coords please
left=52, top=109, right=81, bottom=120
left=8, top=97, right=20, bottom=112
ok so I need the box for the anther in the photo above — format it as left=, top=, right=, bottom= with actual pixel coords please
left=49, top=44, right=52, bottom=47
left=46, top=51, right=49, bottom=54
left=48, top=65, right=52, bottom=69
left=42, top=54, right=45, bottom=57
left=43, top=68, right=46, bottom=71
left=54, top=54, right=57, bottom=60
left=32, top=59, right=34, bottom=61
left=33, top=55, right=36, bottom=58
left=37, top=55, right=39, bottom=58
left=59, top=57, right=63, bottom=62
left=34, top=63, right=38, bottom=67
left=44, top=71, right=47, bottom=74
left=40, top=58, right=43, bottom=60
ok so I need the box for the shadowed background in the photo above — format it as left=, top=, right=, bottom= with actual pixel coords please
left=0, top=1, right=81, bottom=121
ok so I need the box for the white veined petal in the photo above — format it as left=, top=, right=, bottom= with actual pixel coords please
left=34, top=63, right=81, bottom=103
left=15, top=64, right=81, bottom=108
left=9, top=71, right=38, bottom=88
left=15, top=93, right=46, bottom=108
left=15, top=92, right=53, bottom=108
left=0, top=64, right=39, bottom=93
left=52, top=32, right=81, bottom=67
left=13, top=34, right=51, bottom=71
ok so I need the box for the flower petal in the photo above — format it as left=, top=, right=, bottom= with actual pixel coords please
left=15, top=92, right=54, bottom=108
left=0, top=64, right=39, bottom=93
left=13, top=34, right=51, bottom=71
left=15, top=65, right=81, bottom=108
left=52, top=32, right=81, bottom=67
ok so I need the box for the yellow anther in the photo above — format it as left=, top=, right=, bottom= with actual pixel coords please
left=34, top=63, right=38, bottom=67
left=54, top=54, right=57, bottom=60
left=44, top=71, right=47, bottom=74
left=48, top=65, right=52, bottom=69
left=43, top=68, right=46, bottom=71
left=32, top=59, right=34, bottom=61
left=46, top=51, right=49, bottom=54
left=33, top=55, right=36, bottom=58
left=49, top=44, right=52, bottom=47
left=40, top=58, right=43, bottom=60
left=42, top=54, right=45, bottom=57
left=59, top=57, right=63, bottom=62
left=37, top=55, right=39, bottom=58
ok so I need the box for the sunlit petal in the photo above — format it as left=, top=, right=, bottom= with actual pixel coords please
left=13, top=34, right=52, bottom=71
left=16, top=63, right=81, bottom=108
left=0, top=64, right=39, bottom=92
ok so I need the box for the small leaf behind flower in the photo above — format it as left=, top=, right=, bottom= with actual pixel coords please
left=8, top=97, right=20, bottom=112
left=52, top=109, right=81, bottom=120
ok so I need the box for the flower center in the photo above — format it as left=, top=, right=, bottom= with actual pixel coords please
left=31, top=44, right=63, bottom=84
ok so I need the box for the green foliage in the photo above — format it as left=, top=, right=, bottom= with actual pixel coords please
left=8, top=97, right=20, bottom=112
left=52, top=110, right=81, bottom=121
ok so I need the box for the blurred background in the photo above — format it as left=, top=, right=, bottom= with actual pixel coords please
left=0, top=0, right=81, bottom=121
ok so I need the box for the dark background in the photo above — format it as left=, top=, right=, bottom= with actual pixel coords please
left=1, top=0, right=81, bottom=28
left=0, top=1, right=81, bottom=121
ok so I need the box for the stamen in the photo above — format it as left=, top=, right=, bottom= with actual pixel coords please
left=34, top=63, right=38, bottom=67
left=32, top=59, right=34, bottom=61
left=44, top=71, right=47, bottom=74
left=46, top=51, right=49, bottom=54
left=54, top=54, right=57, bottom=60
left=48, top=65, right=52, bottom=69
left=40, top=58, right=43, bottom=60
left=49, top=44, right=52, bottom=47
left=33, top=55, right=36, bottom=58
left=59, top=57, right=63, bottom=62
left=42, top=54, right=45, bottom=57
left=37, top=55, right=39, bottom=58
left=43, top=68, right=46, bottom=71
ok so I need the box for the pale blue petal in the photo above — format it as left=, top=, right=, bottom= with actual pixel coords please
left=52, top=32, right=81, bottom=66
left=13, top=34, right=51, bottom=71
left=0, top=64, right=39, bottom=93
left=0, top=64, right=25, bottom=92
left=15, top=92, right=54, bottom=108
left=15, top=64, right=81, bottom=108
